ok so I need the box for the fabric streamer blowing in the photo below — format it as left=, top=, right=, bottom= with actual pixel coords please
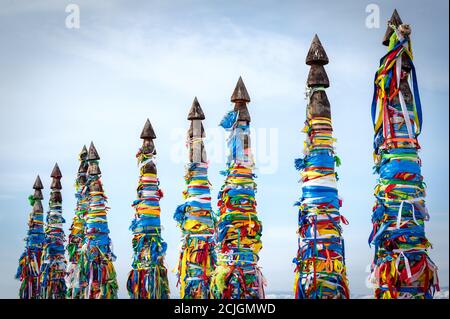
left=368, top=10, right=439, bottom=299
left=16, top=175, right=45, bottom=299
left=174, top=97, right=216, bottom=299
left=39, top=163, right=67, bottom=298
left=65, top=145, right=89, bottom=298
left=293, top=35, right=350, bottom=299
left=77, top=142, right=118, bottom=299
left=127, top=119, right=170, bottom=299
left=210, top=77, right=266, bottom=299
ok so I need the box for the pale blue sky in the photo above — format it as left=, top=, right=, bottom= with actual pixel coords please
left=0, top=0, right=448, bottom=298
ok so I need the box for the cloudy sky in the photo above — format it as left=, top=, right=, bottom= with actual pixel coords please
left=0, top=0, right=448, bottom=298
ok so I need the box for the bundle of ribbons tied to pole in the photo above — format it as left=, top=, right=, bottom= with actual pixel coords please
left=77, top=143, right=118, bottom=299
left=15, top=175, right=45, bottom=299
left=368, top=10, right=439, bottom=299
left=127, top=119, right=170, bottom=299
left=174, top=97, right=216, bottom=299
left=13, top=10, right=442, bottom=300
left=210, top=77, right=266, bottom=299
left=65, top=145, right=89, bottom=298
left=293, top=35, right=350, bottom=299
left=39, top=163, right=67, bottom=299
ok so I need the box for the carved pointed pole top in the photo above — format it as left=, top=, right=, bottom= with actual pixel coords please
left=306, top=35, right=331, bottom=118
left=33, top=174, right=44, bottom=200
left=87, top=142, right=102, bottom=176
left=307, top=34, right=330, bottom=88
left=51, top=163, right=62, bottom=178
left=306, top=34, right=329, bottom=66
left=140, top=118, right=157, bottom=140
left=231, top=76, right=251, bottom=122
left=231, top=76, right=251, bottom=103
left=382, top=9, right=403, bottom=46
left=33, top=175, right=43, bottom=190
left=88, top=141, right=100, bottom=160
left=187, top=97, right=206, bottom=120
left=78, top=145, right=89, bottom=173
left=80, top=145, right=88, bottom=160
left=50, top=163, right=62, bottom=190
left=140, top=118, right=157, bottom=161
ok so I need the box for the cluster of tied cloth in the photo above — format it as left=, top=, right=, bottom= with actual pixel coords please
left=127, top=148, right=170, bottom=299
left=368, top=27, right=439, bottom=299
left=208, top=110, right=265, bottom=299
left=76, top=166, right=118, bottom=299
left=174, top=162, right=216, bottom=299
left=15, top=196, right=45, bottom=299
left=39, top=188, right=67, bottom=298
left=293, top=115, right=350, bottom=299
left=16, top=182, right=67, bottom=299
left=65, top=163, right=88, bottom=298
left=16, top=152, right=118, bottom=299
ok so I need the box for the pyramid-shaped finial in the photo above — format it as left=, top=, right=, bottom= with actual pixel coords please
left=33, top=175, right=43, bottom=190
left=50, top=163, right=62, bottom=190
left=79, top=145, right=89, bottom=171
left=51, top=163, right=62, bottom=178
left=140, top=119, right=157, bottom=139
left=382, top=9, right=403, bottom=46
left=231, top=76, right=251, bottom=102
left=80, top=145, right=88, bottom=159
left=307, top=64, right=330, bottom=88
left=88, top=141, right=100, bottom=160
left=187, top=97, right=206, bottom=120
left=88, top=163, right=101, bottom=176
left=306, top=34, right=329, bottom=66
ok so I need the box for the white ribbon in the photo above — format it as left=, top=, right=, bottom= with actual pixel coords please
left=86, top=262, right=93, bottom=299
left=185, top=196, right=211, bottom=204
left=395, top=251, right=412, bottom=279
left=139, top=157, right=155, bottom=170
left=398, top=86, right=414, bottom=140
left=141, top=190, right=160, bottom=197
left=397, top=200, right=420, bottom=229
left=302, top=175, right=337, bottom=188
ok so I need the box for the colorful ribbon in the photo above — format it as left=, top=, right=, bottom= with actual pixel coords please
left=368, top=29, right=439, bottom=299
left=210, top=113, right=265, bottom=299
left=39, top=190, right=67, bottom=298
left=15, top=196, right=45, bottom=299
left=65, top=152, right=88, bottom=298
left=127, top=150, right=170, bottom=299
left=293, top=116, right=350, bottom=299
left=174, top=161, right=216, bottom=299
left=77, top=164, right=118, bottom=299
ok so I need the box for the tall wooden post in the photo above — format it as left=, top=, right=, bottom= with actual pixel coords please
left=16, top=175, right=45, bottom=299
left=66, top=145, right=89, bottom=298
left=210, top=77, right=265, bottom=299
left=368, top=10, right=439, bottom=299
left=174, top=97, right=215, bottom=299
left=293, top=35, right=349, bottom=299
left=78, top=142, right=118, bottom=298
left=40, top=163, right=67, bottom=298
left=127, top=119, right=170, bottom=299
